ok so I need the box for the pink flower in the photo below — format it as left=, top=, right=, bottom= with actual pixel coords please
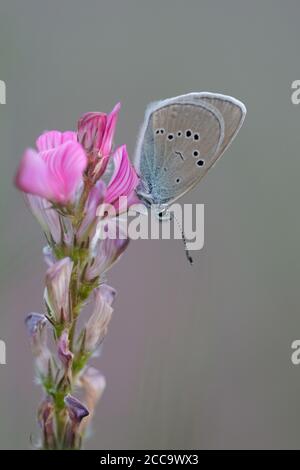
left=15, top=131, right=87, bottom=204
left=77, top=103, right=120, bottom=157
left=84, top=146, right=138, bottom=278
left=85, top=145, right=139, bottom=228
left=105, top=144, right=139, bottom=212
left=86, top=235, right=129, bottom=280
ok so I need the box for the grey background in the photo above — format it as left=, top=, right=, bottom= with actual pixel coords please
left=0, top=0, right=300, bottom=449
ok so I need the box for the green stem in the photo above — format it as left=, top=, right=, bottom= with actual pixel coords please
left=69, top=318, right=77, bottom=352
left=55, top=405, right=67, bottom=449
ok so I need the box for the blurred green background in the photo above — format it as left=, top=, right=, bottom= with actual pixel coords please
left=1, top=0, right=300, bottom=449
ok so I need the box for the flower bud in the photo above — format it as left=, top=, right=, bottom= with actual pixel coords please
left=57, top=330, right=73, bottom=385
left=64, top=394, right=89, bottom=449
left=84, top=285, right=116, bottom=353
left=38, top=398, right=56, bottom=450
left=25, top=313, right=52, bottom=380
left=79, top=367, right=106, bottom=434
left=64, top=394, right=89, bottom=423
left=43, top=245, right=55, bottom=267
left=26, top=195, right=61, bottom=244
left=44, top=258, right=73, bottom=325
left=77, top=112, right=107, bottom=155
left=77, top=103, right=120, bottom=158
left=86, top=236, right=129, bottom=280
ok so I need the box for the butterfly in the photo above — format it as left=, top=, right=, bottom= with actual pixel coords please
left=134, top=92, right=246, bottom=262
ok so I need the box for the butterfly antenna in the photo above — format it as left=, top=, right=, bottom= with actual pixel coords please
left=172, top=212, right=194, bottom=265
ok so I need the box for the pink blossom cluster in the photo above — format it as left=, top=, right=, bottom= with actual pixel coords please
left=15, top=104, right=139, bottom=449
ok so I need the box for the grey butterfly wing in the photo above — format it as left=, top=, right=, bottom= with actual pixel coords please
left=185, top=92, right=247, bottom=157
left=135, top=92, right=246, bottom=208
left=135, top=99, right=224, bottom=205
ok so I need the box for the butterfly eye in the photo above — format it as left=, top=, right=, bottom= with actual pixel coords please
left=196, top=159, right=205, bottom=167
left=185, top=129, right=192, bottom=138
left=155, top=129, right=160, bottom=135
left=177, top=131, right=182, bottom=137
left=194, top=133, right=200, bottom=141
left=160, top=128, right=165, bottom=134
left=167, top=133, right=174, bottom=140
left=175, top=177, right=181, bottom=184
left=193, top=150, right=200, bottom=158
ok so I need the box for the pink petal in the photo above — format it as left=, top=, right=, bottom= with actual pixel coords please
left=15, top=148, right=55, bottom=200
left=86, top=231, right=129, bottom=279
left=36, top=131, right=77, bottom=152
left=77, top=112, right=107, bottom=153
left=16, top=141, right=87, bottom=204
left=100, top=102, right=121, bottom=157
left=64, top=395, right=89, bottom=423
left=58, top=330, right=73, bottom=370
left=42, top=141, right=87, bottom=204
left=105, top=145, right=139, bottom=208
